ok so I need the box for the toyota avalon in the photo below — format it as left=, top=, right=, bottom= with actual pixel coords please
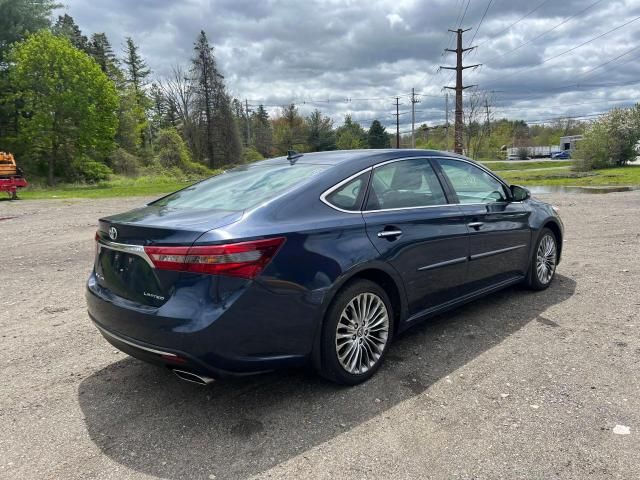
left=87, top=149, right=563, bottom=385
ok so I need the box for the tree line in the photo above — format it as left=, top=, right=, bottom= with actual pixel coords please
left=0, top=1, right=396, bottom=185
left=0, top=1, right=635, bottom=186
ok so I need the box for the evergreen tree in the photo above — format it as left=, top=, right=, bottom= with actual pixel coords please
left=251, top=105, right=273, bottom=157
left=306, top=109, right=336, bottom=151
left=191, top=30, right=242, bottom=166
left=122, top=37, right=150, bottom=97
left=367, top=120, right=390, bottom=149
left=122, top=37, right=151, bottom=149
left=336, top=115, right=367, bottom=149
left=0, top=0, right=59, bottom=62
left=191, top=30, right=219, bottom=167
left=89, top=33, right=120, bottom=83
left=52, top=14, right=90, bottom=53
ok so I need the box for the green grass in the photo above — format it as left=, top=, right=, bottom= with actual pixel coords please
left=13, top=164, right=640, bottom=200
left=18, top=175, right=200, bottom=200
left=481, top=160, right=574, bottom=171
left=499, top=165, right=640, bottom=186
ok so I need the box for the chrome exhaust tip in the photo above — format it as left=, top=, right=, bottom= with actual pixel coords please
left=172, top=369, right=214, bottom=385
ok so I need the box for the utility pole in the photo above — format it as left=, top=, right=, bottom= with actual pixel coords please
left=411, top=88, right=420, bottom=148
left=394, top=96, right=401, bottom=148
left=440, top=28, right=480, bottom=154
left=484, top=97, right=491, bottom=136
left=445, top=93, right=449, bottom=151
left=244, top=99, right=251, bottom=147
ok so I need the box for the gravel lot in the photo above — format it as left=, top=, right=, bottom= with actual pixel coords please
left=1, top=191, right=639, bottom=480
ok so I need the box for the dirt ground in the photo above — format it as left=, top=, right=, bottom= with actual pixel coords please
left=0, top=191, right=639, bottom=480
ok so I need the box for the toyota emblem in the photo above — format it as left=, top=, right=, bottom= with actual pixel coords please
left=108, top=226, right=118, bottom=241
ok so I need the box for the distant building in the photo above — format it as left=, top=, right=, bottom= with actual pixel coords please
left=559, top=135, right=583, bottom=151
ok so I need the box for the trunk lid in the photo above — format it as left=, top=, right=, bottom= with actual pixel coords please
left=95, top=205, right=243, bottom=307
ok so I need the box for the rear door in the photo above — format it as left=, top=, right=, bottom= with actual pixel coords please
left=435, top=158, right=531, bottom=292
left=362, top=158, right=469, bottom=319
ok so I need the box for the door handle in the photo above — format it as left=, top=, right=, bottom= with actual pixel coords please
left=377, top=229, right=403, bottom=239
left=468, top=222, right=484, bottom=230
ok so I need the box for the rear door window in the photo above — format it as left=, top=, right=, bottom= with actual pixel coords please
left=365, top=159, right=447, bottom=210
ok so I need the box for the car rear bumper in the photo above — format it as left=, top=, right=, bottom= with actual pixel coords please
left=86, top=272, right=318, bottom=377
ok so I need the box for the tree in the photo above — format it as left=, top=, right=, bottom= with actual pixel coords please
left=122, top=37, right=151, bottom=149
left=52, top=14, right=90, bottom=53
left=251, top=105, right=273, bottom=156
left=0, top=0, right=60, bottom=62
left=158, top=64, right=199, bottom=158
left=272, top=104, right=307, bottom=154
left=367, top=120, right=390, bottom=149
left=576, top=105, right=640, bottom=169
left=306, top=109, right=336, bottom=151
left=336, top=115, right=366, bottom=149
left=88, top=33, right=120, bottom=83
left=191, top=30, right=220, bottom=168
left=122, top=37, right=150, bottom=97
left=8, top=31, right=119, bottom=184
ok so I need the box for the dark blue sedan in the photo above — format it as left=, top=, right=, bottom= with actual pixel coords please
left=87, top=150, right=563, bottom=385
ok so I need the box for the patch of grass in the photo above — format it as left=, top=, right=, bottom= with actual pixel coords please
left=481, top=160, right=574, bottom=171
left=18, top=175, right=208, bottom=200
left=499, top=165, right=640, bottom=186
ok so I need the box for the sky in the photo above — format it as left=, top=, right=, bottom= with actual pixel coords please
left=58, top=0, right=640, bottom=132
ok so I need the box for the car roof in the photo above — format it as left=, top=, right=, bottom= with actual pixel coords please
left=258, top=149, right=469, bottom=167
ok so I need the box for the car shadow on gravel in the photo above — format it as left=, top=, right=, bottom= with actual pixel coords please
left=79, top=274, right=575, bottom=480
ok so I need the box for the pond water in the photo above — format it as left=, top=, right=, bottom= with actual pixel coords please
left=528, top=186, right=640, bottom=195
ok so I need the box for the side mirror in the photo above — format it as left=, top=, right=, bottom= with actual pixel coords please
left=510, top=185, right=531, bottom=202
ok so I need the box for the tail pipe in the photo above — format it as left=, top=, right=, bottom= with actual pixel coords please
left=172, top=369, right=215, bottom=385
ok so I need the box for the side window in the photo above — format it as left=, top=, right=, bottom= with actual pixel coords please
left=325, top=172, right=368, bottom=211
left=439, top=159, right=508, bottom=204
left=365, top=159, right=447, bottom=211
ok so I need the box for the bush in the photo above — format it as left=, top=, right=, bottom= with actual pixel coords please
left=154, top=127, right=212, bottom=176
left=576, top=105, right=640, bottom=170
left=70, top=156, right=112, bottom=183
left=109, top=148, right=141, bottom=176
left=241, top=147, right=264, bottom=163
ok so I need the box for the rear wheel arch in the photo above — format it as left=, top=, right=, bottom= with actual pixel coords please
left=310, top=265, right=407, bottom=371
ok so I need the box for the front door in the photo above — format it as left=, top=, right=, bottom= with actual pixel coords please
left=362, top=158, right=469, bottom=319
left=435, top=158, right=531, bottom=292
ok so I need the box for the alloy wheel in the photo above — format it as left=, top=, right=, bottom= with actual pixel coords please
left=536, top=234, right=557, bottom=285
left=335, top=292, right=389, bottom=375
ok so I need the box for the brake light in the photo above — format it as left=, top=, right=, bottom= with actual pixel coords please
left=144, top=237, right=285, bottom=279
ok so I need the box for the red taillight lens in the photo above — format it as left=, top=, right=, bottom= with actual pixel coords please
left=144, top=237, right=285, bottom=279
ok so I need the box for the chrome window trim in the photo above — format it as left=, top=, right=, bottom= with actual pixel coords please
left=319, top=155, right=513, bottom=214
left=319, top=167, right=373, bottom=214
left=97, top=238, right=155, bottom=268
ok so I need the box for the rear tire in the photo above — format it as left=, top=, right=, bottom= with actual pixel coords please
left=319, top=279, right=394, bottom=385
left=526, top=228, right=558, bottom=290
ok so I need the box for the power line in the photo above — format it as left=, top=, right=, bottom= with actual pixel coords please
left=487, top=15, right=640, bottom=84
left=481, top=0, right=604, bottom=64
left=475, top=0, right=551, bottom=48
left=577, top=44, right=640, bottom=80
left=468, top=0, right=494, bottom=47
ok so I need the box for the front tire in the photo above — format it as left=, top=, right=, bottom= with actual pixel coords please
left=319, top=279, right=394, bottom=385
left=526, top=228, right=558, bottom=290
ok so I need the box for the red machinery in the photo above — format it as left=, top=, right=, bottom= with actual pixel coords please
left=0, top=152, right=28, bottom=200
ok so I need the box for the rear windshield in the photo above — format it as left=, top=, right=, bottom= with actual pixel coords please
left=152, top=163, right=329, bottom=211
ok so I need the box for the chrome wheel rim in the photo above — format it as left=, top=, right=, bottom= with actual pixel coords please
left=335, top=292, right=389, bottom=375
left=536, top=234, right=557, bottom=284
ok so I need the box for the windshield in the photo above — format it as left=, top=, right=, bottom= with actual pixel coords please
left=152, top=163, right=329, bottom=211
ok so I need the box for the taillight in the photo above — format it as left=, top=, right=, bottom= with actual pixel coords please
left=144, top=237, right=285, bottom=279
